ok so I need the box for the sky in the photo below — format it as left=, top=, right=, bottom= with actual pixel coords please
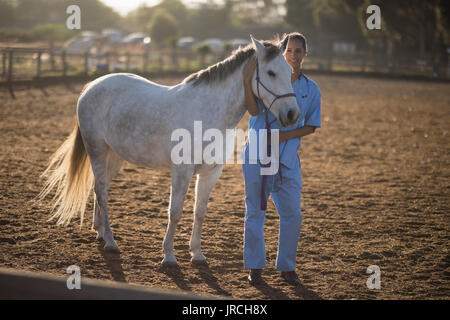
left=99, top=0, right=213, bottom=16
left=99, top=0, right=158, bottom=15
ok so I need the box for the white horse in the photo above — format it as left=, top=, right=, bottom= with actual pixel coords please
left=39, top=36, right=300, bottom=266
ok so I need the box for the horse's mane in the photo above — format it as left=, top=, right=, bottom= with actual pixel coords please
left=183, top=40, right=281, bottom=86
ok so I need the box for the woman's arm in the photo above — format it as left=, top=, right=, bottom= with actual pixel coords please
left=242, top=57, right=259, bottom=116
left=279, top=86, right=322, bottom=144
left=278, top=125, right=316, bottom=143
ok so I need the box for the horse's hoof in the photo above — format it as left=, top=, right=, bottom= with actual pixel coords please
left=104, top=243, right=120, bottom=253
left=161, top=260, right=179, bottom=269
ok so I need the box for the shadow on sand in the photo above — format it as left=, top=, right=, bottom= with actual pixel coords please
left=158, top=263, right=193, bottom=293
left=192, top=262, right=232, bottom=297
left=98, top=242, right=127, bottom=283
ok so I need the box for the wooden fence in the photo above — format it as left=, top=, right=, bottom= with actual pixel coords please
left=0, top=46, right=447, bottom=97
left=0, top=47, right=209, bottom=80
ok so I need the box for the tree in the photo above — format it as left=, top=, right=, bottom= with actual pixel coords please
left=284, top=0, right=450, bottom=69
left=6, top=0, right=122, bottom=31
left=31, top=23, right=72, bottom=69
left=345, top=0, right=450, bottom=62
left=125, top=4, right=155, bottom=31
left=127, top=0, right=187, bottom=34
left=168, top=36, right=179, bottom=68
left=195, top=43, right=212, bottom=68
left=0, top=0, right=15, bottom=27
left=186, top=2, right=232, bottom=38
left=231, top=0, right=285, bottom=28
left=147, top=8, right=179, bottom=47
left=285, top=0, right=315, bottom=31
left=31, top=23, right=71, bottom=43
left=157, top=0, right=187, bottom=27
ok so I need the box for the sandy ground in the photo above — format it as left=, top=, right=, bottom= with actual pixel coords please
left=0, top=74, right=449, bottom=300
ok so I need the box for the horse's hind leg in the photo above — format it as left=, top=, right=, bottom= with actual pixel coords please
left=92, top=193, right=102, bottom=239
left=87, top=141, right=123, bottom=252
left=190, top=165, right=223, bottom=264
left=92, top=150, right=123, bottom=243
left=161, top=164, right=194, bottom=266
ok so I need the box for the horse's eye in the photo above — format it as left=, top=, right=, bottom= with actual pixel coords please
left=267, top=70, right=276, bottom=77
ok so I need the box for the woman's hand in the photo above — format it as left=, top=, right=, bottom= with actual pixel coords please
left=243, top=56, right=257, bottom=85
left=278, top=126, right=317, bottom=144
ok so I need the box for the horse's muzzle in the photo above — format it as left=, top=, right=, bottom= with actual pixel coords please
left=280, top=106, right=300, bottom=127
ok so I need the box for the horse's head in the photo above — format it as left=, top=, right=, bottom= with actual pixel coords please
left=250, top=36, right=300, bottom=127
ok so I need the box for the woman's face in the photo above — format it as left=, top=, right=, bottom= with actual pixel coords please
left=283, top=38, right=306, bottom=71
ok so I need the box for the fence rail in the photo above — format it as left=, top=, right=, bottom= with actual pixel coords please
left=0, top=47, right=209, bottom=80
left=1, top=46, right=448, bottom=97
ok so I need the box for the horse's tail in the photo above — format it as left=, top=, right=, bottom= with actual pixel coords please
left=38, top=119, right=93, bottom=227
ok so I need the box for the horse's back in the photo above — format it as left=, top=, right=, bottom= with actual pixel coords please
left=76, top=73, right=176, bottom=167
left=78, top=73, right=171, bottom=122
left=80, top=73, right=168, bottom=102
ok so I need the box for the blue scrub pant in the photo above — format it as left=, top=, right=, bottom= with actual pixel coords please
left=242, top=157, right=302, bottom=271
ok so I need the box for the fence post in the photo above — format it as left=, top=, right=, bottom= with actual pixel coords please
left=8, top=50, right=15, bottom=97
left=36, top=51, right=42, bottom=78
left=159, top=50, right=163, bottom=72
left=62, top=50, right=67, bottom=77
left=362, top=54, right=367, bottom=72
left=8, top=50, right=13, bottom=82
left=106, top=52, right=110, bottom=72
left=143, top=51, right=148, bottom=73
left=84, top=52, right=89, bottom=75
left=328, top=55, right=333, bottom=71
left=50, top=45, right=55, bottom=71
left=2, top=50, right=6, bottom=78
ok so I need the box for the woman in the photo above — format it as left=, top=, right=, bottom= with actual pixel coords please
left=242, top=32, right=322, bottom=286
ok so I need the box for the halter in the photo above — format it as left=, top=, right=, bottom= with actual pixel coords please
left=254, top=58, right=296, bottom=210
left=255, top=58, right=297, bottom=117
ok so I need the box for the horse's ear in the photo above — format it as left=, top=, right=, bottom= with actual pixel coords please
left=250, top=35, right=266, bottom=57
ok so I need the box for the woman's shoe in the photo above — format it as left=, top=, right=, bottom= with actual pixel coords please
left=281, top=271, right=301, bottom=286
left=248, top=269, right=263, bottom=285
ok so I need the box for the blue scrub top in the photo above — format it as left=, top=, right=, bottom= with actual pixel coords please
left=243, top=74, right=322, bottom=169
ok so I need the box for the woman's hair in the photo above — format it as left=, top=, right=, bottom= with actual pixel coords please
left=278, top=32, right=307, bottom=53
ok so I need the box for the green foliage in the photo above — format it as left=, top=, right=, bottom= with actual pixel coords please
left=31, top=23, right=71, bottom=42
left=187, top=2, right=233, bottom=37
left=125, top=0, right=187, bottom=32
left=6, top=0, right=122, bottom=30
left=223, top=42, right=232, bottom=53
left=195, top=43, right=212, bottom=67
left=0, top=0, right=448, bottom=63
left=0, top=28, right=33, bottom=42
left=195, top=44, right=212, bottom=56
left=286, top=0, right=449, bottom=58
left=0, top=0, right=15, bottom=27
left=125, top=4, right=155, bottom=31
left=147, top=8, right=179, bottom=47
left=157, top=0, right=187, bottom=25
left=168, top=37, right=178, bottom=50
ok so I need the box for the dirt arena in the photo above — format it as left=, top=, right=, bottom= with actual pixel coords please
left=0, top=74, right=449, bottom=300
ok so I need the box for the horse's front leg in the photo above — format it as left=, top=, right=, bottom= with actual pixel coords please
left=161, top=164, right=194, bottom=266
left=190, top=165, right=223, bottom=264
